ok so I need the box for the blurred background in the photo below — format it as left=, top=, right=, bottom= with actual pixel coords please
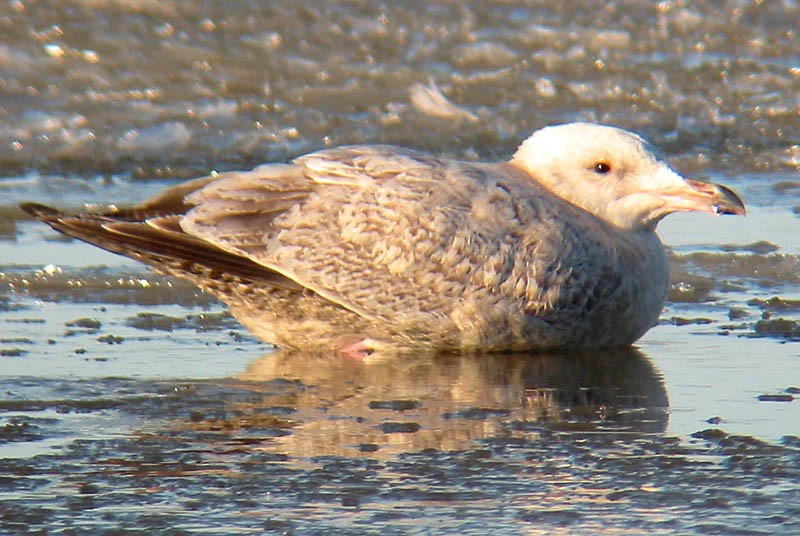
left=1, top=0, right=798, bottom=180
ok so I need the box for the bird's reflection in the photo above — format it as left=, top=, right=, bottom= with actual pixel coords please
left=191, top=348, right=667, bottom=458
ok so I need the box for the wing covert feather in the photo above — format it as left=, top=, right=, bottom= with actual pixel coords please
left=181, top=145, right=603, bottom=324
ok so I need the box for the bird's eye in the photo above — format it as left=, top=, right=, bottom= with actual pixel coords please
left=594, top=162, right=611, bottom=174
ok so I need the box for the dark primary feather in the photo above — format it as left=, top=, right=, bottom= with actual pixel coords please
left=19, top=200, right=301, bottom=290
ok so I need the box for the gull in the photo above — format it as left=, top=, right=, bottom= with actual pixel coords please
left=22, top=123, right=745, bottom=356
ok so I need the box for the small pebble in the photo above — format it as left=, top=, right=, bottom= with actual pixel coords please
left=78, top=483, right=99, bottom=495
left=341, top=495, right=359, bottom=507
left=368, top=400, right=420, bottom=411
left=380, top=422, right=421, bottom=434
left=757, top=394, right=794, bottom=402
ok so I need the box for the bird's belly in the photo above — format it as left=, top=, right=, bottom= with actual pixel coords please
left=523, top=253, right=669, bottom=349
left=453, top=245, right=670, bottom=351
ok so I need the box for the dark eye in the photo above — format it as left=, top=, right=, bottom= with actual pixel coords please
left=594, top=162, right=611, bottom=174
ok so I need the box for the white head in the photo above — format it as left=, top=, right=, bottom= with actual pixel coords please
left=510, top=123, right=745, bottom=231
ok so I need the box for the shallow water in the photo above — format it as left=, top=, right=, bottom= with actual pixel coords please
left=1, top=1, right=800, bottom=534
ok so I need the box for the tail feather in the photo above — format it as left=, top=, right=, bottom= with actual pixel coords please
left=20, top=202, right=300, bottom=290
left=20, top=202, right=64, bottom=220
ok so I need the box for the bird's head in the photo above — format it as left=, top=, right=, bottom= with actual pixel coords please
left=510, top=123, right=745, bottom=231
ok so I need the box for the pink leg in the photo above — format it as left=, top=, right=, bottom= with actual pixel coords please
left=339, top=339, right=374, bottom=360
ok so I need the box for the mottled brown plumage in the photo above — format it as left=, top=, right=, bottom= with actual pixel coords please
left=22, top=123, right=745, bottom=355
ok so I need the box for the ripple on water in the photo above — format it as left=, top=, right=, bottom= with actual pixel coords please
left=0, top=371, right=797, bottom=534
left=0, top=266, right=216, bottom=307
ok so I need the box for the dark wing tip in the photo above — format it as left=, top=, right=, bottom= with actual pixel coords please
left=19, top=202, right=65, bottom=220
